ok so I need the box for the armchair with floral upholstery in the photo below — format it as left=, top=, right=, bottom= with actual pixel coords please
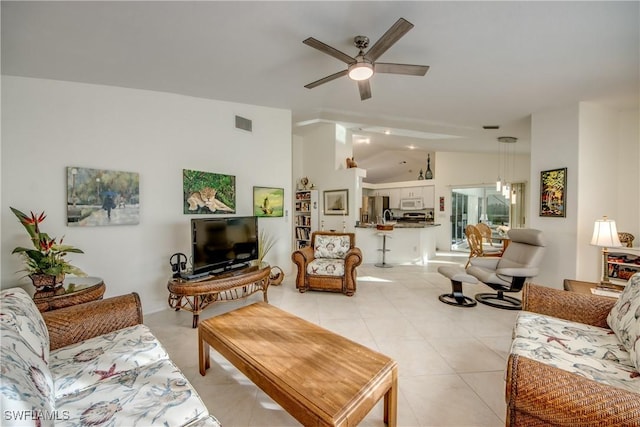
left=291, top=231, right=363, bottom=296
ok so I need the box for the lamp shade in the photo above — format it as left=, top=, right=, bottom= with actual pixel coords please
left=590, top=217, right=622, bottom=247
left=348, top=62, right=373, bottom=81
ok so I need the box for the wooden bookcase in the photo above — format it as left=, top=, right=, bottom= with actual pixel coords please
left=294, top=190, right=318, bottom=250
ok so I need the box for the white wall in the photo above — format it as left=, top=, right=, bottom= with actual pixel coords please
left=616, top=110, right=640, bottom=236
left=530, top=103, right=639, bottom=288
left=1, top=76, right=293, bottom=314
left=576, top=103, right=619, bottom=281
left=529, top=105, right=581, bottom=286
left=294, top=123, right=364, bottom=232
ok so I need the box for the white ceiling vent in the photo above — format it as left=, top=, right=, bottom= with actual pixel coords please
left=235, top=115, right=252, bottom=132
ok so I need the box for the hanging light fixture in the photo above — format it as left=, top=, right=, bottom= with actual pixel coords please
left=496, top=138, right=503, bottom=191
left=348, top=61, right=374, bottom=81
left=497, top=136, right=517, bottom=197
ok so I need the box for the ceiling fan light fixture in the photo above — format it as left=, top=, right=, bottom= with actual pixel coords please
left=348, top=62, right=373, bottom=81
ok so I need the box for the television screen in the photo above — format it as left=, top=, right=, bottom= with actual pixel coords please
left=191, top=216, right=258, bottom=275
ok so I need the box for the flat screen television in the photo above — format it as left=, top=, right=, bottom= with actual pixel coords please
left=191, top=216, right=258, bottom=276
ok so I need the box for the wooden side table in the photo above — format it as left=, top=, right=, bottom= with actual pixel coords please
left=563, top=279, right=624, bottom=296
left=33, top=276, right=106, bottom=312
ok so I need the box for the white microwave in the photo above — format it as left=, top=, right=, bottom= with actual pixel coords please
left=400, top=198, right=424, bottom=210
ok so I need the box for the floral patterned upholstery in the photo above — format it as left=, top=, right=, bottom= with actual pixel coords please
left=511, top=311, right=639, bottom=393
left=0, top=287, right=220, bottom=427
left=314, top=234, right=351, bottom=259
left=607, top=273, right=640, bottom=371
left=292, top=232, right=362, bottom=296
left=307, top=258, right=345, bottom=277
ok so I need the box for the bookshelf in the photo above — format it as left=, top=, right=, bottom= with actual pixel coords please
left=607, top=247, right=640, bottom=285
left=294, top=190, right=318, bottom=250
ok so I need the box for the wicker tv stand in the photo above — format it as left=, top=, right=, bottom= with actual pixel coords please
left=167, top=262, right=275, bottom=328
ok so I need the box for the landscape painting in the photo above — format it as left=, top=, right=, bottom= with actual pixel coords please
left=67, top=166, right=140, bottom=226
left=183, top=169, right=236, bottom=214
left=253, top=186, right=284, bottom=217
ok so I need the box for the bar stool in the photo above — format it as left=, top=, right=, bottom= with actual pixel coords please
left=375, top=231, right=393, bottom=268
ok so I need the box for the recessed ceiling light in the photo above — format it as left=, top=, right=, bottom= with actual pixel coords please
left=408, top=145, right=416, bottom=150
left=384, top=130, right=391, bottom=135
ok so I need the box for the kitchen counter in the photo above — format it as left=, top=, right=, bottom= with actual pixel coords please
left=355, top=225, right=440, bottom=265
left=356, top=222, right=440, bottom=229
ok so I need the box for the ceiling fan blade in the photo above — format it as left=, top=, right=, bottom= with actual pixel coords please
left=303, top=37, right=355, bottom=64
left=358, top=80, right=371, bottom=101
left=304, top=69, right=349, bottom=89
left=365, top=18, right=414, bottom=62
left=375, top=63, right=430, bottom=76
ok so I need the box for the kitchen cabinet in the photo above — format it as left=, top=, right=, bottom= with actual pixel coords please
left=422, top=186, right=435, bottom=208
left=397, top=186, right=435, bottom=209
left=388, top=188, right=401, bottom=209
left=400, top=187, right=421, bottom=199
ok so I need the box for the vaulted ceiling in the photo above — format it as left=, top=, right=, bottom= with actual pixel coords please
left=3, top=1, right=638, bottom=182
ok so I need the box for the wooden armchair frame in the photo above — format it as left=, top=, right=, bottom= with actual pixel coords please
left=291, top=231, right=363, bottom=296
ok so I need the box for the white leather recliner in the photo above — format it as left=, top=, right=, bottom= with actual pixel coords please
left=467, top=228, right=546, bottom=310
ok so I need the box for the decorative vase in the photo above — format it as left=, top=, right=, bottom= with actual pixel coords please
left=29, top=273, right=65, bottom=289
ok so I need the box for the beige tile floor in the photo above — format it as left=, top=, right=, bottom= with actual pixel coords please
left=146, top=253, right=519, bottom=426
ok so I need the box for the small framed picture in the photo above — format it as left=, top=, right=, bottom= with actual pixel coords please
left=323, top=189, right=348, bottom=215
left=253, top=186, right=284, bottom=217
left=539, top=167, right=567, bottom=218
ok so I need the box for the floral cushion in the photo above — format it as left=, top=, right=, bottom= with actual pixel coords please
left=56, top=359, right=213, bottom=427
left=307, top=259, right=345, bottom=277
left=511, top=336, right=639, bottom=393
left=512, top=308, right=640, bottom=394
left=1, top=287, right=55, bottom=426
left=50, top=324, right=170, bottom=398
left=314, top=235, right=351, bottom=259
left=514, top=312, right=629, bottom=363
left=0, top=287, right=50, bottom=362
left=0, top=287, right=220, bottom=427
left=607, top=272, right=640, bottom=371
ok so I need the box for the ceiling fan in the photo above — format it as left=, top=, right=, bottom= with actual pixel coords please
left=303, top=18, right=430, bottom=101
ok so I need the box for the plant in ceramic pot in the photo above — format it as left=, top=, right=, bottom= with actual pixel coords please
left=10, top=207, right=86, bottom=288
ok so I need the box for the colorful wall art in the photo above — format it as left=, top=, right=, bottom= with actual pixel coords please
left=183, top=169, right=236, bottom=214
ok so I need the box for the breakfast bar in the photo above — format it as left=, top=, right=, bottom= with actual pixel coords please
left=355, top=223, right=440, bottom=265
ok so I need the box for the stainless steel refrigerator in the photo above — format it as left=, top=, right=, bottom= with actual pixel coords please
left=362, top=196, right=389, bottom=223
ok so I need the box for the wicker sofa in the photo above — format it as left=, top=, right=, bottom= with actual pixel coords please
left=506, top=274, right=640, bottom=426
left=0, top=287, right=220, bottom=427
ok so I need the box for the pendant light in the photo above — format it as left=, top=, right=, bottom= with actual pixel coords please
left=497, top=136, right=517, bottom=197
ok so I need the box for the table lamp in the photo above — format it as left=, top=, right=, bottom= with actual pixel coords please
left=590, top=216, right=622, bottom=287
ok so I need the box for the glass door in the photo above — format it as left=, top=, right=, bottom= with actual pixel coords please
left=450, top=183, right=525, bottom=250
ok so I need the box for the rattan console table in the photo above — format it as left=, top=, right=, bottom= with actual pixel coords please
left=167, top=262, right=276, bottom=328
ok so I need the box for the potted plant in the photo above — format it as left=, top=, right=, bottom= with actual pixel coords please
left=10, top=207, right=86, bottom=289
left=257, top=229, right=284, bottom=285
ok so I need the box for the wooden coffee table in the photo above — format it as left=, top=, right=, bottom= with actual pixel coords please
left=199, top=302, right=398, bottom=426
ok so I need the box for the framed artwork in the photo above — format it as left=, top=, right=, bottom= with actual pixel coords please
left=539, top=167, right=567, bottom=218
left=66, top=166, right=140, bottom=226
left=253, top=186, right=284, bottom=217
left=324, top=189, right=348, bottom=215
left=183, top=169, right=236, bottom=214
